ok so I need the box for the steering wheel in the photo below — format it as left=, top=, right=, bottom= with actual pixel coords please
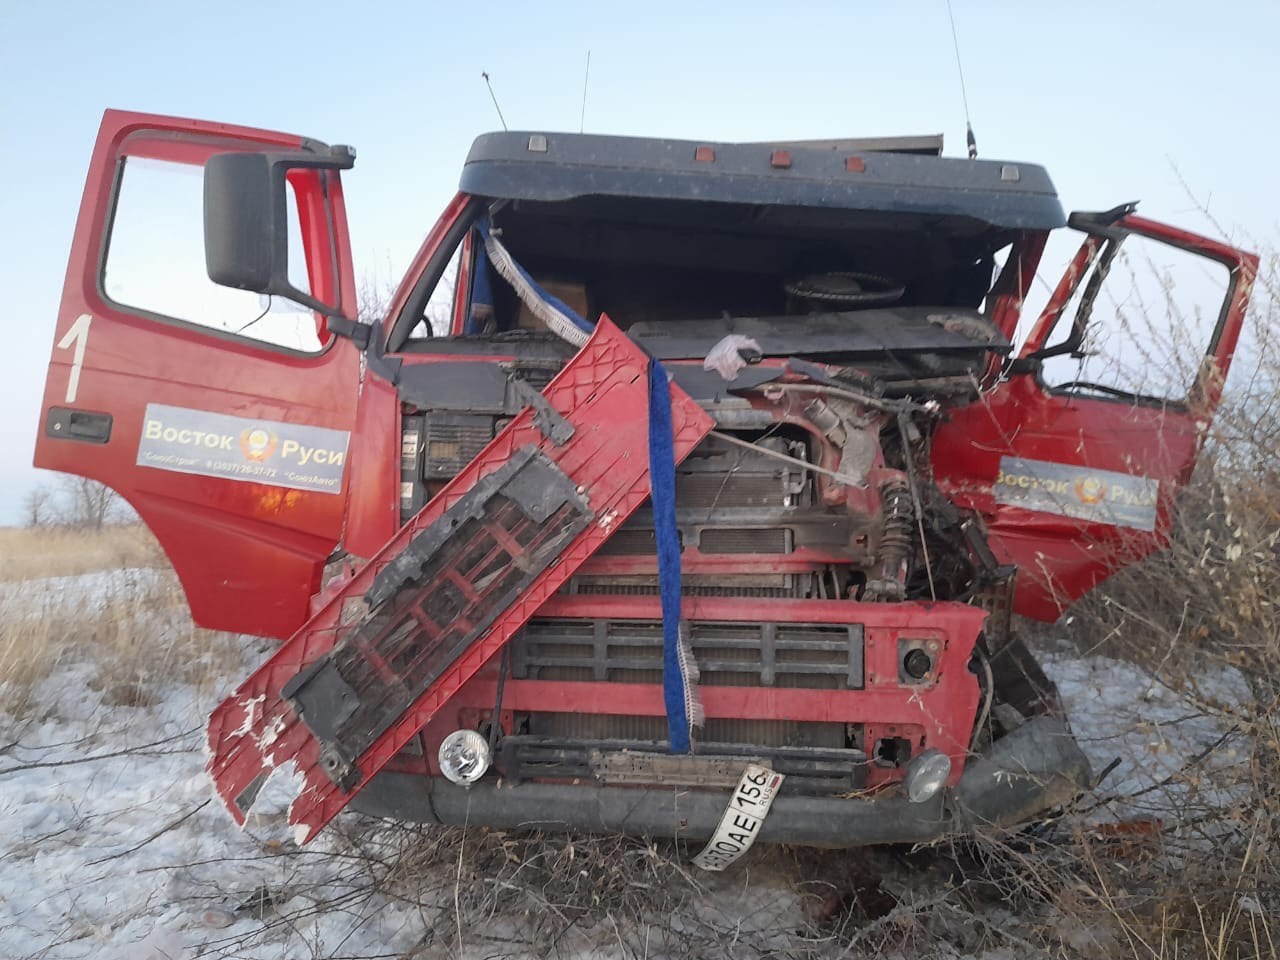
left=785, top=271, right=906, bottom=308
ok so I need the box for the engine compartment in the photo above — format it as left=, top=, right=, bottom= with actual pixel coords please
left=389, top=294, right=1027, bottom=797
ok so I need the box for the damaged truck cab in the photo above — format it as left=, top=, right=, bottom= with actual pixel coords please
left=35, top=112, right=1257, bottom=856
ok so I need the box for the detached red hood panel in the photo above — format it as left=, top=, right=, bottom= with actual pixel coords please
left=206, top=318, right=714, bottom=843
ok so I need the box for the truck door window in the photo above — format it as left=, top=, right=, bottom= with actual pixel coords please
left=103, top=156, right=326, bottom=353
left=1039, top=234, right=1230, bottom=403
left=407, top=241, right=463, bottom=339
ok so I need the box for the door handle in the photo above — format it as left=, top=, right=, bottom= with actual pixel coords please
left=46, top=407, right=113, bottom=444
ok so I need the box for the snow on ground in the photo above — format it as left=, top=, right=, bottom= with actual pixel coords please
left=0, top=645, right=434, bottom=960
left=0, top=567, right=163, bottom=622
left=0, top=573, right=1254, bottom=958
left=0, top=645, right=815, bottom=960
left=1038, top=639, right=1254, bottom=823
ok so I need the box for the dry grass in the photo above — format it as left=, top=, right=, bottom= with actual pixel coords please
left=0, top=525, right=242, bottom=716
left=205, top=819, right=972, bottom=960
left=0, top=524, right=166, bottom=581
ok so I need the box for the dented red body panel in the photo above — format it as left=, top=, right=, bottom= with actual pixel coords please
left=206, top=319, right=713, bottom=841
left=932, top=215, right=1257, bottom=620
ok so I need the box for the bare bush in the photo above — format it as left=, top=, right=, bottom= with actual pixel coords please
left=984, top=243, right=1280, bottom=959
left=55, top=475, right=122, bottom=529
left=21, top=485, right=53, bottom=528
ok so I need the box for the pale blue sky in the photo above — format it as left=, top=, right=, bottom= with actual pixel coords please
left=1, top=0, right=1276, bottom=525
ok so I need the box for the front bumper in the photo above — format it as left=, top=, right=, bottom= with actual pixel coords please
left=351, top=716, right=1091, bottom=847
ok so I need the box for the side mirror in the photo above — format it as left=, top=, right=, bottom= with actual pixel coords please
left=203, top=145, right=355, bottom=318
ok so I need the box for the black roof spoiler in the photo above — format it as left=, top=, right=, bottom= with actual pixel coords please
left=739, top=134, right=944, bottom=156
left=461, top=132, right=1064, bottom=231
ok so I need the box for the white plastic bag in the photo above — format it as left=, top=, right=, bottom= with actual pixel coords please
left=702, top=334, right=762, bottom=381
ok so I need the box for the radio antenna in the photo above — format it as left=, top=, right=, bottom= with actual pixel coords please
left=481, top=72, right=508, bottom=131
left=945, top=0, right=977, bottom=159
left=579, top=50, right=591, bottom=133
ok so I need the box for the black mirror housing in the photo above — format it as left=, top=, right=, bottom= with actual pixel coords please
left=203, top=145, right=355, bottom=317
left=204, top=152, right=278, bottom=293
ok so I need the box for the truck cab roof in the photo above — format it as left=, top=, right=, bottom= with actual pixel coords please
left=461, top=131, right=1064, bottom=232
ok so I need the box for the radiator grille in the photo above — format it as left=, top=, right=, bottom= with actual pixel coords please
left=567, top=579, right=803, bottom=598
left=512, top=618, right=864, bottom=689
left=676, top=472, right=793, bottom=509
left=527, top=713, right=846, bottom=749
left=423, top=414, right=494, bottom=478
left=699, top=527, right=792, bottom=554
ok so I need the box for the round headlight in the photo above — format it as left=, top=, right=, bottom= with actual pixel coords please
left=903, top=748, right=952, bottom=803
left=438, top=729, right=492, bottom=786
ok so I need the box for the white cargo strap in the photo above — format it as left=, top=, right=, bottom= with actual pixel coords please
left=691, top=763, right=784, bottom=871
left=479, top=220, right=591, bottom=348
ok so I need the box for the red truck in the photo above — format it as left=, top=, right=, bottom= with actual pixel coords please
left=34, top=111, right=1256, bottom=861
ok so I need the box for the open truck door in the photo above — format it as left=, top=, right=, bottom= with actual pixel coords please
left=932, top=209, right=1257, bottom=620
left=33, top=111, right=360, bottom=638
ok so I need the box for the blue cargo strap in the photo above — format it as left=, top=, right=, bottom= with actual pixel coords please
left=477, top=211, right=698, bottom=748
left=648, top=357, right=702, bottom=753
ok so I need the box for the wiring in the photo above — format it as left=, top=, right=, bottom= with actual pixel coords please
left=969, top=644, right=995, bottom=753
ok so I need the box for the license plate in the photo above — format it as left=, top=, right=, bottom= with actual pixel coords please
left=691, top=763, right=785, bottom=871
